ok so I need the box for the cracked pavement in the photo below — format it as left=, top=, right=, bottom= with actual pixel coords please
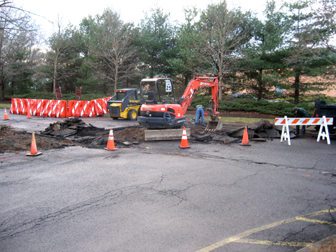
left=1, top=132, right=336, bottom=251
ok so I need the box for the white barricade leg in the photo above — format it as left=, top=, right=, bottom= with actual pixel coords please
left=280, top=116, right=291, bottom=145
left=317, top=116, right=331, bottom=145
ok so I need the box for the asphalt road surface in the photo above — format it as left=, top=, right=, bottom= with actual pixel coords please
left=1, top=113, right=336, bottom=252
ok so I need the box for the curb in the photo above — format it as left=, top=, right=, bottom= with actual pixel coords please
left=297, top=234, right=336, bottom=252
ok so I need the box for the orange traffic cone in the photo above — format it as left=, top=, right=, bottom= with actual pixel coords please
left=105, top=129, right=118, bottom=151
left=3, top=108, right=9, bottom=120
left=26, top=132, right=42, bottom=156
left=241, top=126, right=250, bottom=146
left=179, top=127, right=190, bottom=149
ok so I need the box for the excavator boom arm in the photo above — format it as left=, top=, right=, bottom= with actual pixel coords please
left=180, top=77, right=220, bottom=117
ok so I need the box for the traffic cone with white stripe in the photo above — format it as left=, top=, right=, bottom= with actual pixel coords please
left=3, top=108, right=9, bottom=120
left=179, top=127, right=190, bottom=149
left=26, top=132, right=42, bottom=156
left=105, top=128, right=118, bottom=151
left=240, top=126, right=250, bottom=146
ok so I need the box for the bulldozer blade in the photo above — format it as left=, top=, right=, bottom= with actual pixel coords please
left=206, top=120, right=223, bottom=131
left=145, top=128, right=190, bottom=141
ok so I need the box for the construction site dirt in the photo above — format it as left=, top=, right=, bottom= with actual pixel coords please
left=0, top=110, right=325, bottom=154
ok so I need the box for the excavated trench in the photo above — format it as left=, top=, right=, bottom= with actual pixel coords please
left=0, top=116, right=291, bottom=154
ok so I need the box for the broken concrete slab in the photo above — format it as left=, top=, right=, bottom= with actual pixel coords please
left=223, top=136, right=240, bottom=144
left=264, top=120, right=273, bottom=129
left=231, top=128, right=254, bottom=139
left=193, top=133, right=212, bottom=142
left=50, top=129, right=77, bottom=137
left=247, top=120, right=266, bottom=131
left=265, top=128, right=281, bottom=138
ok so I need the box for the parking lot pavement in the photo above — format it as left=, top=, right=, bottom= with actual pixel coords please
left=1, top=111, right=336, bottom=252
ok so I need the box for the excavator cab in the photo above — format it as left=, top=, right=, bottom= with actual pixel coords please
left=139, top=78, right=176, bottom=104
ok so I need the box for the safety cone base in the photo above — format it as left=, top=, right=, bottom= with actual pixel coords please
left=179, top=145, right=190, bottom=149
left=104, top=147, right=118, bottom=151
left=26, top=152, right=43, bottom=156
left=240, top=143, right=251, bottom=146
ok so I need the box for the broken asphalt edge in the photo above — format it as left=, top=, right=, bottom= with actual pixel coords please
left=297, top=234, right=336, bottom=252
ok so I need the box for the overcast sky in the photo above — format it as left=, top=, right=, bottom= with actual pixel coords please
left=14, top=0, right=268, bottom=37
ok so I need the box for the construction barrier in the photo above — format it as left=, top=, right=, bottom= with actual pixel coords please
left=10, top=97, right=111, bottom=118
left=93, top=97, right=111, bottom=116
left=10, top=98, right=28, bottom=115
left=275, top=116, right=333, bottom=145
left=68, top=100, right=97, bottom=117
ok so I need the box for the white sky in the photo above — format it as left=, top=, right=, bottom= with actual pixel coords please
left=14, top=0, right=268, bottom=37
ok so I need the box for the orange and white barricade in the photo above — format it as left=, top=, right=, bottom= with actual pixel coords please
left=93, top=97, right=111, bottom=116
left=34, top=99, right=44, bottom=116
left=39, top=100, right=53, bottom=117
left=10, top=98, right=28, bottom=115
left=69, top=100, right=84, bottom=117
left=68, top=100, right=96, bottom=117
left=82, top=101, right=96, bottom=117
left=275, top=116, right=333, bottom=145
left=10, top=98, right=20, bottom=114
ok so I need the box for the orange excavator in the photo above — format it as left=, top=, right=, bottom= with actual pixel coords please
left=137, top=76, right=222, bottom=131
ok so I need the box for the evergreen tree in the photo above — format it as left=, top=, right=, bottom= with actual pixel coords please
left=80, top=8, right=139, bottom=94
left=239, top=0, right=289, bottom=100
left=139, top=8, right=176, bottom=78
left=283, top=0, right=336, bottom=103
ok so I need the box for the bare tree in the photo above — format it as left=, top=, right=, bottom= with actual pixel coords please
left=196, top=1, right=254, bottom=99
left=81, top=8, right=138, bottom=95
left=0, top=0, right=38, bottom=100
left=45, top=17, right=78, bottom=94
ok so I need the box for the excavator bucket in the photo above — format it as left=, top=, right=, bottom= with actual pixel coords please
left=206, top=119, right=223, bottom=131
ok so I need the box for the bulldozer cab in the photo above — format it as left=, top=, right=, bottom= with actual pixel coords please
left=109, top=88, right=142, bottom=110
left=107, top=88, right=143, bottom=120
left=139, top=78, right=176, bottom=104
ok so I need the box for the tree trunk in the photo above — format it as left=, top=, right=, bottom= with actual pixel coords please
left=257, top=69, right=263, bottom=101
left=53, top=51, right=59, bottom=94
left=114, top=65, right=118, bottom=95
left=0, top=75, right=4, bottom=101
left=294, top=71, right=300, bottom=104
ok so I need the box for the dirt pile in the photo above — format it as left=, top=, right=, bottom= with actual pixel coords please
left=0, top=125, right=75, bottom=153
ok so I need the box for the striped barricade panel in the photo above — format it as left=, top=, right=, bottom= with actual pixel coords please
left=275, top=116, right=333, bottom=145
left=80, top=101, right=96, bottom=117
left=93, top=97, right=111, bottom=116
left=48, top=100, right=59, bottom=118
left=40, top=100, right=53, bottom=117
left=275, top=117, right=333, bottom=126
left=51, top=100, right=67, bottom=118
left=10, top=98, right=20, bottom=114
left=93, top=99, right=106, bottom=116
left=27, top=99, right=38, bottom=116
left=79, top=101, right=91, bottom=117
left=69, top=100, right=85, bottom=117
left=17, top=99, right=28, bottom=115
left=35, top=99, right=44, bottom=116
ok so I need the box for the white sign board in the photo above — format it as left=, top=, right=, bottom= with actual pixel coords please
left=165, top=80, right=172, bottom=92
